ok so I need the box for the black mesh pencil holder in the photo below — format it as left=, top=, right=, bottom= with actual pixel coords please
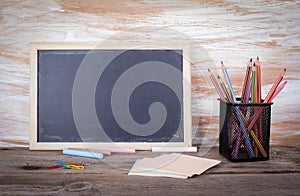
left=219, top=99, right=273, bottom=162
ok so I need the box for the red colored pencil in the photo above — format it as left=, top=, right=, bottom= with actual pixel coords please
left=241, top=58, right=252, bottom=103
left=270, top=80, right=288, bottom=100
left=249, top=68, right=286, bottom=128
left=264, top=68, right=286, bottom=103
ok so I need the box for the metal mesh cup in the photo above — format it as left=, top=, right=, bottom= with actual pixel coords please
left=219, top=99, right=273, bottom=162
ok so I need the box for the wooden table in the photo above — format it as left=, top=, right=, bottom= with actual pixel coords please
left=0, top=146, right=299, bottom=195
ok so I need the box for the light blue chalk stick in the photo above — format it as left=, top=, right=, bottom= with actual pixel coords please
left=63, top=149, right=103, bottom=159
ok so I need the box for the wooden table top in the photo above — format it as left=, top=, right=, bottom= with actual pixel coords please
left=0, top=146, right=299, bottom=195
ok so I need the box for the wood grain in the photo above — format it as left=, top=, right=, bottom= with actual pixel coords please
left=0, top=0, right=299, bottom=147
left=0, top=146, right=299, bottom=195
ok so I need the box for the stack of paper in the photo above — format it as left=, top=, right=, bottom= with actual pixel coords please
left=128, top=153, right=221, bottom=179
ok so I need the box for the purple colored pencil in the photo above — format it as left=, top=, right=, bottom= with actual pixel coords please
left=231, top=114, right=242, bottom=157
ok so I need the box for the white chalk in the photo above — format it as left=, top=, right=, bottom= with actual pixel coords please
left=91, top=148, right=135, bottom=153
left=152, top=147, right=197, bottom=153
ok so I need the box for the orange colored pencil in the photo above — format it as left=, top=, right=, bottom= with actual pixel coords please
left=251, top=63, right=257, bottom=103
left=255, top=57, right=262, bottom=147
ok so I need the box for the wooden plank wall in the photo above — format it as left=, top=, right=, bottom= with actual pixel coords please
left=0, top=0, right=299, bottom=147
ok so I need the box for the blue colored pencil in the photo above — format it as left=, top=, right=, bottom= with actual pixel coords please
left=221, top=61, right=255, bottom=158
left=221, top=61, right=237, bottom=103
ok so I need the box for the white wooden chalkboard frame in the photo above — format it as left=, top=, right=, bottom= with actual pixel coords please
left=30, top=42, right=191, bottom=150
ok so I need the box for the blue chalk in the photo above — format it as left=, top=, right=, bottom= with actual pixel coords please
left=63, top=149, right=103, bottom=159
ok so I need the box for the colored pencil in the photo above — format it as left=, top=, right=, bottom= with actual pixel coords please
left=231, top=114, right=242, bottom=157
left=255, top=57, right=263, bottom=145
left=245, top=77, right=252, bottom=104
left=253, top=124, right=259, bottom=156
left=222, top=61, right=281, bottom=158
left=256, top=57, right=262, bottom=103
left=246, top=70, right=286, bottom=156
left=221, top=61, right=255, bottom=158
left=250, top=66, right=286, bottom=157
left=251, top=63, right=258, bottom=156
left=249, top=130, right=267, bottom=157
left=264, top=68, right=286, bottom=102
left=243, top=76, right=252, bottom=116
left=221, top=61, right=237, bottom=103
left=210, top=59, right=287, bottom=159
left=251, top=63, right=257, bottom=103
left=218, top=75, right=232, bottom=102
left=208, top=69, right=226, bottom=101
left=230, top=111, right=268, bottom=157
left=271, top=80, right=288, bottom=99
left=241, top=58, right=252, bottom=103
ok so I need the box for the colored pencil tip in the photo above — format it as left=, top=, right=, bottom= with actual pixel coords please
left=253, top=62, right=256, bottom=66
left=284, top=68, right=286, bottom=71
left=221, top=61, right=225, bottom=68
left=250, top=58, right=252, bottom=62
left=257, top=56, right=259, bottom=60
left=208, top=68, right=211, bottom=72
left=217, top=75, right=221, bottom=79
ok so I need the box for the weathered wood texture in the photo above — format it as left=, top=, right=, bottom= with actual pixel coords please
left=1, top=0, right=300, bottom=148
left=0, top=146, right=299, bottom=195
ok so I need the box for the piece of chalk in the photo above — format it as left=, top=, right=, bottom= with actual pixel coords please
left=91, top=148, right=135, bottom=154
left=69, top=148, right=111, bottom=156
left=63, top=149, right=103, bottom=159
left=152, top=147, right=198, bottom=152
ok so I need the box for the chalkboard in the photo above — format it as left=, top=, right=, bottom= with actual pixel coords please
left=30, top=43, right=191, bottom=150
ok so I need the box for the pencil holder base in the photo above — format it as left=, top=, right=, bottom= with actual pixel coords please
left=219, top=99, right=273, bottom=162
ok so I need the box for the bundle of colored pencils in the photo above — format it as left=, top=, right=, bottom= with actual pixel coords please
left=208, top=57, right=287, bottom=158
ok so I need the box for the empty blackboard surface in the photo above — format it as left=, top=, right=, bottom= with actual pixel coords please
left=30, top=43, right=191, bottom=150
